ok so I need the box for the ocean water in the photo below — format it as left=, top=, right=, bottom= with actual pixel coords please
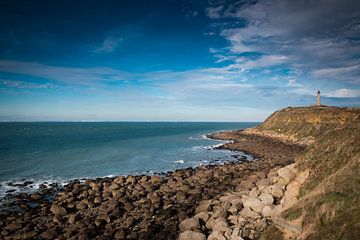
left=0, top=122, right=258, bottom=197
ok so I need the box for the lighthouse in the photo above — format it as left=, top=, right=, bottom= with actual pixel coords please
left=316, top=90, right=321, bottom=106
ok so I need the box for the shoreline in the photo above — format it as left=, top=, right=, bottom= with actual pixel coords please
left=0, top=129, right=306, bottom=239
left=0, top=132, right=245, bottom=204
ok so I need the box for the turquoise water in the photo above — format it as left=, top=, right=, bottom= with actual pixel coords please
left=0, top=122, right=258, bottom=197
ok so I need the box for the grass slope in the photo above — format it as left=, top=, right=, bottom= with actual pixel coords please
left=258, top=106, right=360, bottom=240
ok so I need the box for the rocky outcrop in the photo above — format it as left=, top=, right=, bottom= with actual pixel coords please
left=178, top=163, right=308, bottom=239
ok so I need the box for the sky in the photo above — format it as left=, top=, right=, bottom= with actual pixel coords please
left=0, top=0, right=359, bottom=121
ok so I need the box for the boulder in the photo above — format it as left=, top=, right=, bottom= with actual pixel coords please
left=248, top=187, right=259, bottom=198
left=40, top=230, right=57, bottom=239
left=5, top=222, right=22, bottom=231
left=208, top=231, right=226, bottom=240
left=240, top=207, right=261, bottom=220
left=271, top=185, right=284, bottom=199
left=237, top=217, right=246, bottom=227
left=258, top=193, right=274, bottom=206
left=255, top=179, right=271, bottom=192
left=194, top=212, right=209, bottom=223
left=179, top=218, right=200, bottom=232
left=277, top=166, right=295, bottom=183
left=243, top=197, right=264, bottom=213
left=212, top=218, right=229, bottom=232
left=230, top=227, right=244, bottom=240
left=261, top=205, right=272, bottom=218
left=195, top=200, right=212, bottom=213
left=178, top=230, right=206, bottom=240
left=50, top=204, right=67, bottom=218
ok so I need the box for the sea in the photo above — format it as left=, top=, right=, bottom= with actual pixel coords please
left=0, top=122, right=258, bottom=199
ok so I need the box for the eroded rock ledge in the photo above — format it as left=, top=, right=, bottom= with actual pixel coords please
left=178, top=163, right=309, bottom=240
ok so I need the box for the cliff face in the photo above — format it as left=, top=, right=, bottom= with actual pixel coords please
left=257, top=106, right=360, bottom=140
left=257, top=106, right=360, bottom=240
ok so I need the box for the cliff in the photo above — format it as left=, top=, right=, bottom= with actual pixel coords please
left=257, top=106, right=360, bottom=240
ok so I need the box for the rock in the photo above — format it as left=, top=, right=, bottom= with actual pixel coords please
left=261, top=205, right=273, bottom=218
left=114, top=228, right=125, bottom=239
left=50, top=204, right=67, bottom=217
left=219, top=194, right=240, bottom=203
left=277, top=166, right=294, bottom=183
left=94, top=196, right=102, bottom=204
left=76, top=201, right=87, bottom=210
left=179, top=218, right=200, bottom=232
left=212, top=218, right=229, bottom=232
left=243, top=197, right=264, bottom=213
left=30, top=193, right=42, bottom=200
left=20, top=231, right=38, bottom=238
left=228, top=215, right=238, bottom=225
left=254, top=218, right=267, bottom=231
left=205, top=217, right=216, bottom=230
left=194, top=212, right=209, bottom=223
left=230, top=227, right=244, bottom=240
left=176, top=191, right=187, bottom=201
left=281, top=179, right=300, bottom=210
left=237, top=217, right=246, bottom=227
left=271, top=185, right=284, bottom=199
left=195, top=200, right=212, bottom=213
left=255, top=179, right=271, bottom=192
left=208, top=231, right=226, bottom=240
left=5, top=222, right=22, bottom=231
left=258, top=193, right=274, bottom=206
left=242, top=228, right=251, bottom=239
left=97, top=215, right=111, bottom=223
left=240, top=207, right=261, bottom=220
left=248, top=187, right=259, bottom=198
left=40, top=230, right=57, bottom=239
left=178, top=230, right=206, bottom=240
left=68, top=214, right=77, bottom=224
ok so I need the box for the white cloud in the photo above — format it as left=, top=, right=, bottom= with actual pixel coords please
left=326, top=89, right=360, bottom=98
left=0, top=79, right=54, bottom=89
left=207, top=0, right=360, bottom=84
left=0, top=60, right=129, bottom=85
left=205, top=5, right=224, bottom=19
left=94, top=36, right=122, bottom=54
left=313, top=65, right=360, bottom=78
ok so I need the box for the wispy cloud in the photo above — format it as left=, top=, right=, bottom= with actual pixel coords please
left=206, top=0, right=360, bottom=84
left=94, top=35, right=123, bottom=54
left=0, top=79, right=54, bottom=89
left=325, top=89, right=360, bottom=98
left=313, top=65, right=360, bottom=79
left=0, top=60, right=129, bottom=86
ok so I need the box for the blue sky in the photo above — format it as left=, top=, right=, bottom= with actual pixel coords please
left=0, top=0, right=359, bottom=121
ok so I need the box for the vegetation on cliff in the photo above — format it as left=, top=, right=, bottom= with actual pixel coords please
left=257, top=106, right=360, bottom=239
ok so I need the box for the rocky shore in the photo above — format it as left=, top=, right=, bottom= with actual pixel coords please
left=0, top=131, right=305, bottom=239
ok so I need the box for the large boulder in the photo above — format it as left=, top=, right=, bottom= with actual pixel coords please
left=243, top=197, right=264, bottom=213
left=255, top=179, right=271, bottom=192
left=271, top=185, right=284, bottom=199
left=179, top=218, right=200, bottom=232
left=261, top=205, right=273, bottom=218
left=277, top=164, right=296, bottom=183
left=194, top=212, right=209, bottom=223
left=208, top=231, right=226, bottom=240
left=240, top=207, right=261, bottom=220
left=50, top=204, right=67, bottom=218
left=178, top=230, right=206, bottom=240
left=258, top=193, right=274, bottom=206
left=212, top=218, right=229, bottom=232
left=195, top=200, right=212, bottom=213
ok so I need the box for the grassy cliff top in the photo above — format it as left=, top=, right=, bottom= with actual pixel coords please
left=258, top=106, right=360, bottom=239
left=256, top=106, right=360, bottom=140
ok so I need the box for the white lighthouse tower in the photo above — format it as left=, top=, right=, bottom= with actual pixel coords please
left=316, top=90, right=321, bottom=106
